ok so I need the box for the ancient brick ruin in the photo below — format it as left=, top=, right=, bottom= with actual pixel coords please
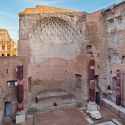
left=0, top=29, right=17, bottom=56
left=1, top=1, right=125, bottom=125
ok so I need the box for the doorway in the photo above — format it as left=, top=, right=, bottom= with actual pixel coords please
left=4, top=101, right=12, bottom=117
left=95, top=75, right=101, bottom=105
left=75, top=74, right=81, bottom=89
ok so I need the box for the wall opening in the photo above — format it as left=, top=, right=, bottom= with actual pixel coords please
left=6, top=69, right=8, bottom=73
left=116, top=16, right=122, bottom=24
left=86, top=45, right=92, bottom=54
left=95, top=75, right=101, bottom=105
left=7, top=80, right=17, bottom=87
left=122, top=56, right=125, bottom=64
left=28, top=77, right=32, bottom=93
left=4, top=101, right=12, bottom=117
left=111, top=77, right=117, bottom=91
left=2, top=54, right=4, bottom=56
left=75, top=74, right=81, bottom=89
left=108, top=56, right=111, bottom=63
left=95, top=75, right=99, bottom=86
left=108, top=18, right=114, bottom=27
left=2, top=45, right=5, bottom=50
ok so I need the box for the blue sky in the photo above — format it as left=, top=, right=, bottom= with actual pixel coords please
left=0, top=0, right=121, bottom=41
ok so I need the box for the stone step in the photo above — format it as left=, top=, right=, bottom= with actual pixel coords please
left=36, top=91, right=72, bottom=100
left=37, top=93, right=75, bottom=101
left=28, top=91, right=80, bottom=114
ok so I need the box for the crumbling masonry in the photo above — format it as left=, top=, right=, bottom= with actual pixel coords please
left=1, top=1, right=125, bottom=124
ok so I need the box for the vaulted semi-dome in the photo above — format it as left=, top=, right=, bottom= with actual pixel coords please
left=31, top=17, right=81, bottom=44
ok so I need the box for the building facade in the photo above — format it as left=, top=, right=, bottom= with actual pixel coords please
left=19, top=5, right=88, bottom=104
left=102, top=1, right=125, bottom=106
left=1, top=1, right=125, bottom=124
left=0, top=29, right=17, bottom=56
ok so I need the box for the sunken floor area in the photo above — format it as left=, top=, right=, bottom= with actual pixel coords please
left=4, top=107, right=124, bottom=125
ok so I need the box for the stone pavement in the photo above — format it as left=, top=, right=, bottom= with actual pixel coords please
left=3, top=107, right=124, bottom=125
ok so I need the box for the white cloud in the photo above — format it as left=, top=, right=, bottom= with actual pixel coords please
left=0, top=11, right=17, bottom=20
left=16, top=0, right=60, bottom=7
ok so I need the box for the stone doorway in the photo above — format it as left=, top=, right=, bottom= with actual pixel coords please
left=111, top=77, right=117, bottom=103
left=75, top=74, right=81, bottom=89
left=4, top=101, right=12, bottom=118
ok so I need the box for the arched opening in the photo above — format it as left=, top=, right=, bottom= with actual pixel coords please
left=86, top=45, right=92, bottom=54
left=122, top=56, right=125, bottom=64
left=108, top=56, right=111, bottom=63
left=110, top=76, right=117, bottom=102
left=75, top=74, right=81, bottom=89
left=7, top=54, right=10, bottom=56
left=112, top=77, right=117, bottom=91
left=2, top=54, right=4, bottom=56
left=95, top=75, right=101, bottom=105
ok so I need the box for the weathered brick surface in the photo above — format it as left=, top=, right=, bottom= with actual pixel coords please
left=0, top=57, right=28, bottom=116
left=18, top=6, right=88, bottom=104
left=1, top=2, right=125, bottom=122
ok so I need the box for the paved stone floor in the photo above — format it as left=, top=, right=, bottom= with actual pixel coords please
left=33, top=107, right=88, bottom=125
left=3, top=107, right=125, bottom=125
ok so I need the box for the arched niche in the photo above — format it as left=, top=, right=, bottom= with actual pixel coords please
left=30, top=17, right=81, bottom=44
left=86, top=45, right=92, bottom=54
left=111, top=76, right=117, bottom=91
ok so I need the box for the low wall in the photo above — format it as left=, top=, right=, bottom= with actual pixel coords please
left=101, top=98, right=125, bottom=121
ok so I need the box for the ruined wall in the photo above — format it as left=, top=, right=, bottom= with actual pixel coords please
left=0, top=29, right=17, bottom=56
left=0, top=57, right=28, bottom=117
left=86, top=11, right=107, bottom=93
left=18, top=6, right=89, bottom=103
left=102, top=3, right=125, bottom=106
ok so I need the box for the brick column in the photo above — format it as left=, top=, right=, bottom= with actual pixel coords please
left=88, top=59, right=96, bottom=102
left=17, top=65, right=24, bottom=111
left=116, top=69, right=121, bottom=106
